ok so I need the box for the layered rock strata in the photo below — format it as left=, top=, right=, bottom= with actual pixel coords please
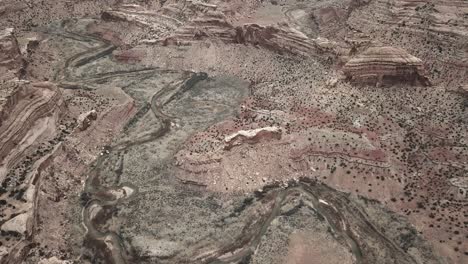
left=0, top=28, right=25, bottom=125
left=348, top=0, right=468, bottom=85
left=0, top=81, right=66, bottom=263
left=0, top=82, right=64, bottom=181
left=343, top=46, right=431, bottom=86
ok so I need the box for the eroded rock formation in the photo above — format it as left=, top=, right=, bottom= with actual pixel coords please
left=224, top=126, right=281, bottom=149
left=0, top=82, right=64, bottom=177
left=77, top=109, right=97, bottom=131
left=0, top=81, right=66, bottom=263
left=0, top=28, right=25, bottom=125
left=348, top=0, right=468, bottom=86
left=0, top=1, right=466, bottom=264
left=343, top=46, right=431, bottom=86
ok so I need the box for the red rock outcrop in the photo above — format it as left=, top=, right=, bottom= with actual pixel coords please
left=161, top=19, right=319, bottom=56
left=347, top=0, right=468, bottom=85
left=159, top=12, right=235, bottom=45
left=100, top=3, right=322, bottom=57
left=343, top=46, right=431, bottom=86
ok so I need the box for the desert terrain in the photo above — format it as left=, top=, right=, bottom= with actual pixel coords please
left=0, top=0, right=466, bottom=264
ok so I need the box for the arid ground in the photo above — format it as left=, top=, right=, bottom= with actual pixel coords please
left=0, top=0, right=467, bottom=264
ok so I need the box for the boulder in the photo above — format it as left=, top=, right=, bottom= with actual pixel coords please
left=1, top=212, right=29, bottom=235
left=77, top=110, right=97, bottom=131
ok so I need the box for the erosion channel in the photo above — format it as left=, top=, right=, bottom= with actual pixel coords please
left=47, top=19, right=442, bottom=264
